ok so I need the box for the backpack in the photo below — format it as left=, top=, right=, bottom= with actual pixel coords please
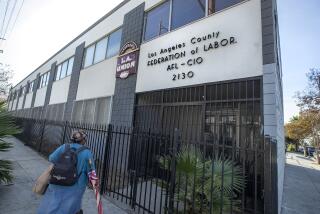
left=49, top=144, right=89, bottom=186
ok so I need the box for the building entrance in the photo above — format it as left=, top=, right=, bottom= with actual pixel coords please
left=134, top=77, right=262, bottom=146
left=133, top=77, right=265, bottom=212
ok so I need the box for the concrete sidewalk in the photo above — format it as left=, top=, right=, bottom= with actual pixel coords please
left=281, top=152, right=320, bottom=214
left=0, top=137, right=127, bottom=214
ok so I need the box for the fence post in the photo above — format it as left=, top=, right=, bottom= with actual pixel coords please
left=271, top=138, right=278, bottom=214
left=129, top=170, right=138, bottom=209
left=38, top=120, right=46, bottom=152
left=129, top=127, right=138, bottom=209
left=168, top=128, right=180, bottom=214
left=264, top=135, right=271, bottom=214
left=264, top=135, right=278, bottom=214
left=61, top=121, right=68, bottom=145
left=100, top=124, right=112, bottom=195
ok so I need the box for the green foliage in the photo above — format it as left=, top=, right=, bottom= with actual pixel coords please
left=159, top=146, right=245, bottom=213
left=0, top=160, right=13, bottom=183
left=296, top=68, right=320, bottom=111
left=0, top=101, right=20, bottom=138
left=0, top=101, right=20, bottom=183
left=286, top=144, right=296, bottom=152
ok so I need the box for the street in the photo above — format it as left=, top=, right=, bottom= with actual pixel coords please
left=281, top=152, right=320, bottom=214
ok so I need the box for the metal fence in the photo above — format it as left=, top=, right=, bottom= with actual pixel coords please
left=14, top=118, right=278, bottom=214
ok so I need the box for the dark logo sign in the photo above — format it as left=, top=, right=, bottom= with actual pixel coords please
left=116, top=41, right=139, bottom=79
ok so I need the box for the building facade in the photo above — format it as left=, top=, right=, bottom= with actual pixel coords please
left=8, top=0, right=284, bottom=212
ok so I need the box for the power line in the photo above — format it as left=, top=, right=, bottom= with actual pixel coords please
left=2, top=0, right=18, bottom=39
left=0, top=0, right=24, bottom=48
left=0, top=0, right=11, bottom=37
left=8, top=0, right=24, bottom=38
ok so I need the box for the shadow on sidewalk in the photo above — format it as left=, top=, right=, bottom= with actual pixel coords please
left=281, top=155, right=320, bottom=214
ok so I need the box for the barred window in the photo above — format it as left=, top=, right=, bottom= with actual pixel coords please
left=72, top=100, right=84, bottom=123
left=44, top=103, right=66, bottom=121
left=71, top=97, right=112, bottom=125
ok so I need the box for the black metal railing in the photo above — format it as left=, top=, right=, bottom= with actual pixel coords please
left=14, top=118, right=278, bottom=214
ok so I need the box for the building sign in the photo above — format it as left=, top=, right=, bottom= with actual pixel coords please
left=136, top=0, right=262, bottom=92
left=116, top=41, right=139, bottom=79
left=146, top=32, right=237, bottom=81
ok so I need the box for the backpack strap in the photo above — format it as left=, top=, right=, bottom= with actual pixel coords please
left=65, top=143, right=71, bottom=152
left=76, top=146, right=90, bottom=178
left=76, top=146, right=89, bottom=154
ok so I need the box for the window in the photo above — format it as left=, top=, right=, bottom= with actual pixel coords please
left=56, top=65, right=62, bottom=81
left=209, top=0, right=242, bottom=13
left=55, top=57, right=74, bottom=81
left=93, top=37, right=108, bottom=64
left=171, top=0, right=206, bottom=30
left=144, top=0, right=243, bottom=41
left=82, top=99, right=95, bottom=123
left=72, top=97, right=111, bottom=125
left=82, top=28, right=122, bottom=69
left=59, top=61, right=68, bottom=79
left=46, top=72, right=50, bottom=86
left=60, top=60, right=68, bottom=79
left=40, top=72, right=50, bottom=88
left=144, top=1, right=170, bottom=41
left=106, top=29, right=122, bottom=58
left=83, top=44, right=95, bottom=68
left=72, top=101, right=83, bottom=123
left=19, top=87, right=25, bottom=97
left=45, top=103, right=65, bottom=121
left=66, top=57, right=74, bottom=76
left=29, top=81, right=34, bottom=93
left=95, top=97, right=111, bottom=125
left=22, top=86, right=26, bottom=96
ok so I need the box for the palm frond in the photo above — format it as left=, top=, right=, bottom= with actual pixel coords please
left=0, top=101, right=19, bottom=184
left=158, top=145, right=246, bottom=213
left=0, top=160, right=13, bottom=183
left=0, top=139, right=13, bottom=152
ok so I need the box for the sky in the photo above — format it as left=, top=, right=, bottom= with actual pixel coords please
left=277, top=0, right=320, bottom=122
left=0, top=0, right=319, bottom=123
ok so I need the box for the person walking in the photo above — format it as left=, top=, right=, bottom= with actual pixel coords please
left=37, top=130, right=98, bottom=214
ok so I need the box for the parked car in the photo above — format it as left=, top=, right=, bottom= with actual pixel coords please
left=298, top=146, right=304, bottom=153
left=305, top=146, right=315, bottom=156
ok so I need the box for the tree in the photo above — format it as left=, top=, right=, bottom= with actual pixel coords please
left=0, top=63, right=13, bottom=100
left=296, top=68, right=320, bottom=111
left=285, top=114, right=312, bottom=152
left=0, top=101, right=20, bottom=183
left=295, top=68, right=320, bottom=163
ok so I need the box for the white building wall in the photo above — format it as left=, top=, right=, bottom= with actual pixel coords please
left=24, top=93, right=33, bottom=109
left=136, top=0, right=262, bottom=92
left=49, top=77, right=71, bottom=105
left=17, top=97, right=24, bottom=110
left=12, top=99, right=17, bottom=111
left=34, top=87, right=47, bottom=107
left=76, top=57, right=117, bottom=101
